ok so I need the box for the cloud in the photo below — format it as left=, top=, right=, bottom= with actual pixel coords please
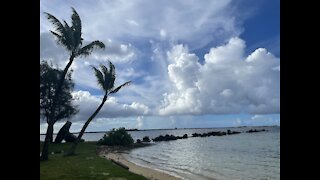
left=69, top=90, right=149, bottom=122
left=40, top=33, right=69, bottom=67
left=40, top=1, right=279, bottom=130
left=90, top=39, right=137, bottom=64
left=40, top=90, right=149, bottom=128
left=40, top=32, right=137, bottom=65
left=40, top=32, right=137, bottom=89
left=251, top=114, right=272, bottom=121
left=39, top=0, right=254, bottom=114
left=136, top=116, right=144, bottom=129
left=159, top=37, right=280, bottom=115
left=40, top=0, right=243, bottom=50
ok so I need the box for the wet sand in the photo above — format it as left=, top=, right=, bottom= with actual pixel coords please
left=100, top=151, right=182, bottom=180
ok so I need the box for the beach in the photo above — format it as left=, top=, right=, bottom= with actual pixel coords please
left=95, top=126, right=280, bottom=180
left=101, top=152, right=181, bottom=180
left=41, top=127, right=279, bottom=179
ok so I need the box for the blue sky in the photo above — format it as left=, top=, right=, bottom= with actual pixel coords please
left=40, top=0, right=280, bottom=133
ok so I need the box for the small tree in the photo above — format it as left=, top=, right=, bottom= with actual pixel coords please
left=97, top=128, right=134, bottom=146
left=40, top=61, right=78, bottom=142
left=66, top=62, right=131, bottom=155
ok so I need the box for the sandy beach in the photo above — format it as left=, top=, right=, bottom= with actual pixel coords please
left=100, top=151, right=182, bottom=180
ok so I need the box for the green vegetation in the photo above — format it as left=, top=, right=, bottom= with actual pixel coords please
left=40, top=61, right=79, bottom=143
left=98, top=128, right=134, bottom=146
left=40, top=142, right=147, bottom=180
left=41, top=7, right=105, bottom=161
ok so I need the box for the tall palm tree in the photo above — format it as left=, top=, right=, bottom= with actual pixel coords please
left=66, top=62, right=131, bottom=156
left=41, top=8, right=105, bottom=161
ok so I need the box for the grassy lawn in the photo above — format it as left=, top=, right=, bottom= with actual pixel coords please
left=40, top=142, right=147, bottom=180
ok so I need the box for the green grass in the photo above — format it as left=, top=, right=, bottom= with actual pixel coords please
left=40, top=142, right=147, bottom=180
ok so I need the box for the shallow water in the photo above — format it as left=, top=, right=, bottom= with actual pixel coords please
left=126, top=126, right=280, bottom=180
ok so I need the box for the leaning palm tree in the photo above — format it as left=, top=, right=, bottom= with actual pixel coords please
left=41, top=7, right=105, bottom=161
left=66, top=62, right=131, bottom=156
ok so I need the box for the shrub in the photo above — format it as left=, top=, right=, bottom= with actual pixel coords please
left=98, top=127, right=134, bottom=146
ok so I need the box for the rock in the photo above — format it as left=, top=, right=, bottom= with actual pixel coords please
left=110, top=159, right=129, bottom=170
left=142, top=136, right=151, bottom=142
left=54, top=121, right=84, bottom=143
left=152, top=134, right=178, bottom=142
left=192, top=133, right=201, bottom=137
left=182, top=134, right=188, bottom=138
left=152, top=135, right=164, bottom=142
left=170, top=135, right=178, bottom=140
left=54, top=121, right=72, bottom=143
left=232, top=131, right=241, bottom=134
left=246, top=129, right=265, bottom=133
left=64, top=133, right=77, bottom=142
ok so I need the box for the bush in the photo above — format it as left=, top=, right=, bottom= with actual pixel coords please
left=97, top=127, right=134, bottom=146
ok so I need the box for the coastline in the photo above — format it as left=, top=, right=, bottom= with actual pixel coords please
left=100, top=150, right=182, bottom=180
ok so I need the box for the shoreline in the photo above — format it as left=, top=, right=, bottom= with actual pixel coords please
left=40, top=125, right=279, bottom=135
left=100, top=149, right=182, bottom=180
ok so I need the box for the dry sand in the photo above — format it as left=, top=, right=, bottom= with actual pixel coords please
left=101, top=152, right=182, bottom=180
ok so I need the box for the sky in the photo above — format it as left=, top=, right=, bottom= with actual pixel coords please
left=40, top=0, right=280, bottom=133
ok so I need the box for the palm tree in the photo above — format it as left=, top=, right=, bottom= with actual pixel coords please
left=66, top=62, right=131, bottom=156
left=41, top=8, right=105, bottom=161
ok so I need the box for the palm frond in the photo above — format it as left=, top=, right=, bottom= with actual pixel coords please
left=62, top=20, right=74, bottom=51
left=77, top=41, right=105, bottom=57
left=99, top=64, right=112, bottom=91
left=108, top=61, right=116, bottom=89
left=100, top=64, right=109, bottom=77
left=45, top=12, right=74, bottom=52
left=49, top=31, right=62, bottom=42
left=92, top=66, right=106, bottom=91
left=109, top=81, right=131, bottom=94
left=71, top=7, right=82, bottom=48
left=44, top=12, right=65, bottom=36
left=109, top=61, right=115, bottom=77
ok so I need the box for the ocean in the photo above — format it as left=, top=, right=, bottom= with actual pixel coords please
left=40, top=126, right=280, bottom=180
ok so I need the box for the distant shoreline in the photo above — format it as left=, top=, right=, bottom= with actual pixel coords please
left=40, top=125, right=279, bottom=135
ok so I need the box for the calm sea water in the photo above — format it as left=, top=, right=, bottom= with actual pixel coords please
left=40, top=126, right=280, bottom=180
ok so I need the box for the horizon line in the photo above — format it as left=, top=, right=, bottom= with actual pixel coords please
left=40, top=124, right=279, bottom=135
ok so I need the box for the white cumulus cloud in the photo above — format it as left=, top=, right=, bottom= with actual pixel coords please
left=159, top=37, right=280, bottom=115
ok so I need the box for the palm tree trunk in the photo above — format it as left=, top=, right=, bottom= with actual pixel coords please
left=66, top=94, right=108, bottom=156
left=41, top=53, right=75, bottom=161
left=40, top=122, right=54, bottom=161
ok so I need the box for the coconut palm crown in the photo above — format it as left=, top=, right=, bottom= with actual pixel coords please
left=44, top=7, right=105, bottom=57
left=92, top=62, right=131, bottom=95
